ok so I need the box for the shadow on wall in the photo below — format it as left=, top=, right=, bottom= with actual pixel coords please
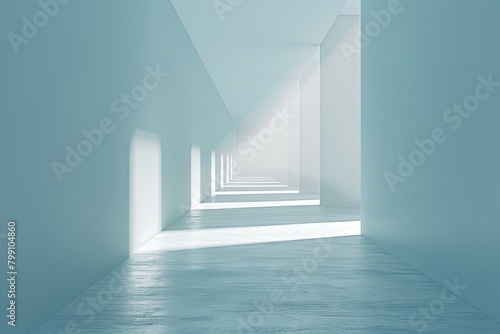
left=296, top=175, right=320, bottom=197
left=320, top=185, right=360, bottom=208
left=129, top=129, right=162, bottom=255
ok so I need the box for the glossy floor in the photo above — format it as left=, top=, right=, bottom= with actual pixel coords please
left=33, top=205, right=500, bottom=333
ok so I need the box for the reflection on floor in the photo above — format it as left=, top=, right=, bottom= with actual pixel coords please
left=33, top=204, right=500, bottom=333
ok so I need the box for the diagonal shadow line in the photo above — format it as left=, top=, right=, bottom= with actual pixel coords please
left=168, top=0, right=237, bottom=127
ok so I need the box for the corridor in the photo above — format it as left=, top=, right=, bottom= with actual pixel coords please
left=33, top=195, right=500, bottom=333
left=4, top=0, right=500, bottom=333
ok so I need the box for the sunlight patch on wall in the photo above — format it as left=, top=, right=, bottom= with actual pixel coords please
left=129, top=130, right=162, bottom=255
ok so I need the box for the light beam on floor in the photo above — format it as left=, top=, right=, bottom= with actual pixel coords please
left=195, top=199, right=319, bottom=210
left=136, top=221, right=361, bottom=253
left=214, top=190, right=300, bottom=195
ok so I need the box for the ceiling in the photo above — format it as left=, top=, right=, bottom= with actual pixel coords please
left=170, top=0, right=360, bottom=124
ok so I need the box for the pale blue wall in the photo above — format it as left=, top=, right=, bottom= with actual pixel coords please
left=0, top=1, right=233, bottom=332
left=320, top=15, right=360, bottom=207
left=362, top=0, right=500, bottom=322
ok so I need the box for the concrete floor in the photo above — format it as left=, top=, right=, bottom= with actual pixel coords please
left=170, top=205, right=360, bottom=230
left=32, top=199, right=500, bottom=333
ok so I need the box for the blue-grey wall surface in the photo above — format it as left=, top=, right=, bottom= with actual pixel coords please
left=320, top=15, right=360, bottom=207
left=0, top=1, right=233, bottom=332
left=362, top=0, right=500, bottom=322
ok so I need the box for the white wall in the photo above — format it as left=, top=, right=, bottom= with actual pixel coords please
left=287, top=80, right=301, bottom=188
left=129, top=130, right=162, bottom=254
left=320, top=16, right=361, bottom=206
left=190, top=144, right=201, bottom=209
left=299, top=49, right=321, bottom=195
left=199, top=148, right=212, bottom=201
